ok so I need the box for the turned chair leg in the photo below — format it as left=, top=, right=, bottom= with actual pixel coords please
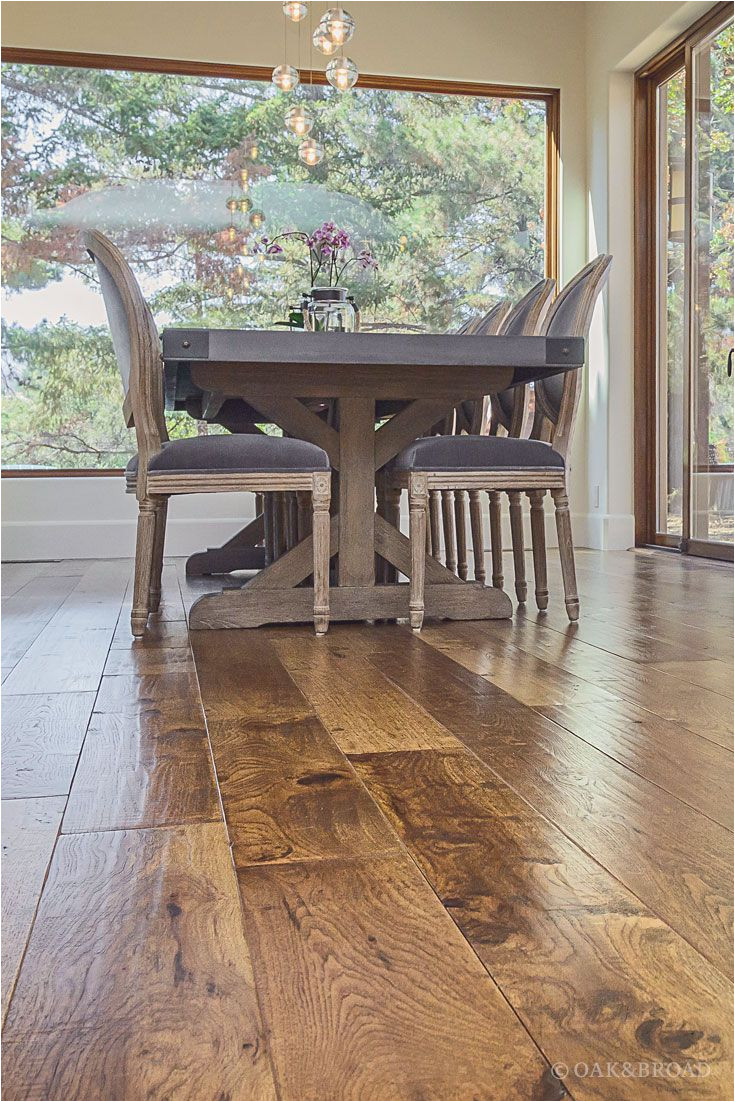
left=488, top=491, right=504, bottom=589
left=425, top=504, right=433, bottom=556
left=147, top=498, right=168, bottom=614
left=312, top=474, right=332, bottom=636
left=528, top=490, right=549, bottom=611
left=429, top=491, right=442, bottom=562
left=508, top=491, right=528, bottom=603
left=384, top=483, right=402, bottom=584
left=441, top=490, right=458, bottom=574
left=131, top=498, right=157, bottom=637
left=454, top=490, right=469, bottom=580
left=552, top=487, right=580, bottom=621
left=469, top=490, right=486, bottom=583
left=409, top=473, right=428, bottom=631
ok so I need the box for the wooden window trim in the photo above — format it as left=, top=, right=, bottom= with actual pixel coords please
left=1, top=47, right=560, bottom=478
left=633, top=2, right=732, bottom=547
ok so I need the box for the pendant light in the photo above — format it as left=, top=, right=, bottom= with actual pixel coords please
left=285, top=103, right=314, bottom=138
left=326, top=55, right=358, bottom=91
left=298, top=137, right=325, bottom=166
left=282, top=1, right=307, bottom=20
left=322, top=7, right=355, bottom=45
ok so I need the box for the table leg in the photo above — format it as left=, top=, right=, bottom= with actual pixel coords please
left=185, top=512, right=266, bottom=576
left=337, top=397, right=376, bottom=588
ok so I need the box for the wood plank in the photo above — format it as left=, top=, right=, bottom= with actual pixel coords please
left=191, top=632, right=401, bottom=868
left=352, top=748, right=733, bottom=1102
left=3, top=561, right=131, bottom=695
left=2, top=824, right=276, bottom=1101
left=237, top=855, right=558, bottom=1101
left=62, top=711, right=220, bottom=834
left=151, top=561, right=187, bottom=622
left=2, top=693, right=95, bottom=799
left=649, top=658, right=733, bottom=697
left=2, top=574, right=83, bottom=669
left=363, top=627, right=734, bottom=976
left=270, top=629, right=461, bottom=754
left=337, top=396, right=376, bottom=587
left=1, top=562, right=47, bottom=598
left=111, top=616, right=191, bottom=649
left=542, top=698, right=733, bottom=830
left=427, top=619, right=734, bottom=747
left=1, top=796, right=65, bottom=1016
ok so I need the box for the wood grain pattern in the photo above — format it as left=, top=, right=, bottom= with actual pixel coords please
left=270, top=630, right=460, bottom=754
left=542, top=697, right=733, bottom=829
left=238, top=855, right=560, bottom=1101
left=351, top=748, right=733, bottom=1101
left=1, top=796, right=65, bottom=1015
left=1, top=574, right=83, bottom=670
left=192, top=632, right=400, bottom=868
left=62, top=711, right=220, bottom=833
left=1, top=693, right=95, bottom=798
left=3, top=562, right=130, bottom=695
left=2, top=824, right=276, bottom=1101
left=363, top=628, right=734, bottom=976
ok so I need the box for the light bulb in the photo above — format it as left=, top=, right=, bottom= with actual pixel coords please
left=282, top=0, right=307, bottom=20
left=326, top=55, right=358, bottom=92
left=226, top=197, right=238, bottom=213
left=272, top=64, right=300, bottom=92
left=323, top=7, right=355, bottom=45
left=313, top=22, right=340, bottom=55
left=285, top=104, right=314, bottom=138
left=240, top=169, right=250, bottom=189
left=238, top=197, right=252, bottom=213
left=298, top=138, right=325, bottom=166
left=249, top=209, right=266, bottom=229
left=227, top=226, right=237, bottom=243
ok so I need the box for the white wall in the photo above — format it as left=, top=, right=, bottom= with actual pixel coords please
left=0, top=0, right=715, bottom=559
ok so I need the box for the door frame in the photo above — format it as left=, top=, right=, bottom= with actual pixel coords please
left=633, top=1, right=733, bottom=559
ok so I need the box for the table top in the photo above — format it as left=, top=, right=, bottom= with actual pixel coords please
left=162, top=327, right=584, bottom=374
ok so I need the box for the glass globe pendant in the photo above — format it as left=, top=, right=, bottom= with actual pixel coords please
left=298, top=138, right=325, bottom=166
left=326, top=55, right=358, bottom=92
left=238, top=196, right=252, bottom=213
left=225, top=197, right=239, bottom=213
left=249, top=209, right=266, bottom=229
left=313, top=22, right=340, bottom=55
left=322, top=7, right=355, bottom=45
left=285, top=104, right=314, bottom=139
left=282, top=0, right=307, bottom=20
left=272, top=64, right=300, bottom=92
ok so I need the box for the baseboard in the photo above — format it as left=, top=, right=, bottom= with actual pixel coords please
left=1, top=475, right=635, bottom=561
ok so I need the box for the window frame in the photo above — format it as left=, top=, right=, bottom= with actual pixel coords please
left=1, top=47, right=560, bottom=478
left=633, top=1, right=733, bottom=557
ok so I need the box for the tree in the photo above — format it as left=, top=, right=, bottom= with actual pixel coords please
left=2, top=63, right=548, bottom=467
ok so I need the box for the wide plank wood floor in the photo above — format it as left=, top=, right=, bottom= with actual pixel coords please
left=1, top=549, right=732, bottom=1101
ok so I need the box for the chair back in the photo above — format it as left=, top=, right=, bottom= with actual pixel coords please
left=488, top=278, right=556, bottom=437
left=451, top=301, right=511, bottom=433
left=84, top=231, right=168, bottom=488
left=534, top=254, right=612, bottom=459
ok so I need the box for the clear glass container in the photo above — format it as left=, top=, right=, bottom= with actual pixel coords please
left=303, top=287, right=358, bottom=333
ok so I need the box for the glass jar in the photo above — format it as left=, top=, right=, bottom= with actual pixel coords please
left=303, top=287, right=358, bottom=333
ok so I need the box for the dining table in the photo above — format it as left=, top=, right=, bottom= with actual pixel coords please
left=161, top=328, right=585, bottom=630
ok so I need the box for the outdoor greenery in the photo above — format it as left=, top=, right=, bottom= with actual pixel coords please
left=1, top=64, right=547, bottom=468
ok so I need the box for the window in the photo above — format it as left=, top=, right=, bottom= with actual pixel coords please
left=1, top=55, right=557, bottom=471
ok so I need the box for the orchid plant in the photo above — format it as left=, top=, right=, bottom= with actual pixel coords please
left=255, top=221, right=378, bottom=287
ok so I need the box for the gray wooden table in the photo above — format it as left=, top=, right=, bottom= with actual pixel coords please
left=162, top=329, right=584, bottom=629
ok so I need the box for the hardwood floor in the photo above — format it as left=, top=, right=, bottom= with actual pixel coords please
left=1, top=549, right=732, bottom=1101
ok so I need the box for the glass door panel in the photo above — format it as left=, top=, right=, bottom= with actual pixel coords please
left=655, top=70, right=686, bottom=540
left=690, top=23, right=734, bottom=546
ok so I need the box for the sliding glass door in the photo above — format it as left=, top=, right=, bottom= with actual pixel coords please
left=638, top=5, right=733, bottom=559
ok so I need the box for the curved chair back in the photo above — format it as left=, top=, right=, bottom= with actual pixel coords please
left=488, top=278, right=556, bottom=437
left=84, top=230, right=167, bottom=492
left=535, top=254, right=612, bottom=459
left=452, top=301, right=511, bottom=433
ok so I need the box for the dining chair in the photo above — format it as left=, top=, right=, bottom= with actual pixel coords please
left=436, top=284, right=555, bottom=588
left=84, top=230, right=332, bottom=637
left=390, top=255, right=612, bottom=630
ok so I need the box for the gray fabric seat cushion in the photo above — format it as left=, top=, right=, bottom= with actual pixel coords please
left=126, top=434, right=330, bottom=477
left=393, top=435, right=565, bottom=471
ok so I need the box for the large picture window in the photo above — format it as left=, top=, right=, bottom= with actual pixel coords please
left=1, top=54, right=557, bottom=471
